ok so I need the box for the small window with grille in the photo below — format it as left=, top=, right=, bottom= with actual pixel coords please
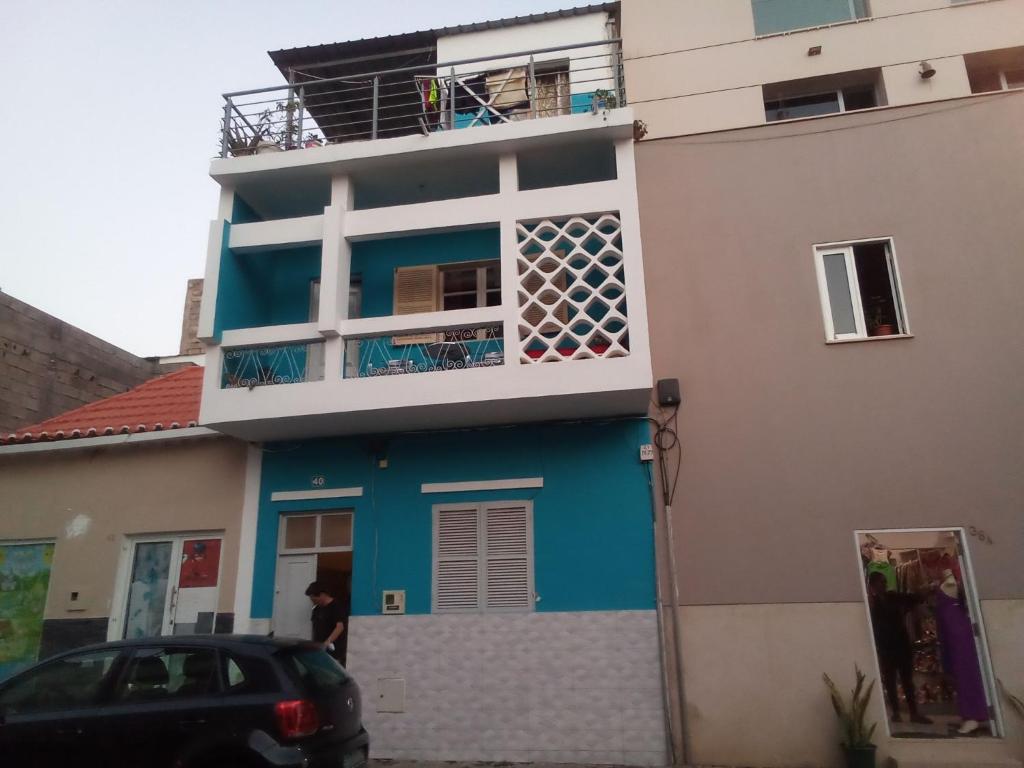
left=432, top=502, right=534, bottom=614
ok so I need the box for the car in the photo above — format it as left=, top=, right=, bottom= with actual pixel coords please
left=0, top=635, right=369, bottom=768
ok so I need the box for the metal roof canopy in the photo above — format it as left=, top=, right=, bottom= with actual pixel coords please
left=263, top=3, right=618, bottom=144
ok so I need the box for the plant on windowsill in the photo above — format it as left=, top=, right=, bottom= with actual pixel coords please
left=824, top=665, right=878, bottom=768
left=866, top=297, right=896, bottom=337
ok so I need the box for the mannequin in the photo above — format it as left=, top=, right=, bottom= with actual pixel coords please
left=935, top=569, right=988, bottom=734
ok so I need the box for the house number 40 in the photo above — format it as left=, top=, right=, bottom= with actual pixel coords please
left=311, top=475, right=326, bottom=488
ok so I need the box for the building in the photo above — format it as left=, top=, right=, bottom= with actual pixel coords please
left=0, top=291, right=165, bottom=434
left=622, top=1, right=1024, bottom=767
left=0, top=367, right=248, bottom=680
left=197, top=4, right=668, bottom=765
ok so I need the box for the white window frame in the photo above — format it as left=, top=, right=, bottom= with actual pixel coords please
left=432, top=501, right=535, bottom=615
left=852, top=527, right=1005, bottom=738
left=813, top=237, right=910, bottom=342
left=277, top=511, right=354, bottom=555
left=439, top=260, right=501, bottom=311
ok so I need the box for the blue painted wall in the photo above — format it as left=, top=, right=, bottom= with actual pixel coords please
left=214, top=232, right=321, bottom=334
left=351, top=228, right=500, bottom=317
left=252, top=419, right=655, bottom=618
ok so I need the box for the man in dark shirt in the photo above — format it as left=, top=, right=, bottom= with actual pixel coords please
left=305, top=581, right=346, bottom=663
left=867, top=571, right=932, bottom=725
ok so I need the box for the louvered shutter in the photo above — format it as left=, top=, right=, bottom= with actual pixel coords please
left=483, top=503, right=533, bottom=611
left=434, top=506, right=480, bottom=611
left=393, top=265, right=440, bottom=345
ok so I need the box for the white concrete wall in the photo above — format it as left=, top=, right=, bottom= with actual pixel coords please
left=623, top=0, right=1024, bottom=138
left=438, top=12, right=616, bottom=96
left=677, top=601, right=1024, bottom=767
left=347, top=610, right=667, bottom=765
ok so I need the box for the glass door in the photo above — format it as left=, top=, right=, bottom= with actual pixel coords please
left=120, top=535, right=223, bottom=640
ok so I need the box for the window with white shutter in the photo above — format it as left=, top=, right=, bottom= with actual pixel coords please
left=432, top=502, right=534, bottom=614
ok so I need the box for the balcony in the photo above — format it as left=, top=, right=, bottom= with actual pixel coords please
left=217, top=39, right=625, bottom=158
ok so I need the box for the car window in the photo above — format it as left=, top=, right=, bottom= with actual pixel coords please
left=115, top=648, right=220, bottom=701
left=0, top=649, right=121, bottom=715
left=225, top=656, right=247, bottom=690
left=282, top=648, right=349, bottom=691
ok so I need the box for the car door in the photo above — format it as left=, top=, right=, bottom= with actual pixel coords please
left=95, top=644, right=226, bottom=768
left=0, top=647, right=126, bottom=768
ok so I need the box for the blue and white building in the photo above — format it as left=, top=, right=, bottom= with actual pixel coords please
left=197, top=4, right=667, bottom=763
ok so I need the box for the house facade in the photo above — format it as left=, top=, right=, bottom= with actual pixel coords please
left=198, top=5, right=667, bottom=764
left=0, top=367, right=248, bottom=680
left=622, top=1, right=1024, bottom=767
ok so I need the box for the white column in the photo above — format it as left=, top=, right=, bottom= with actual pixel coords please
left=196, top=187, right=235, bottom=344
left=498, top=154, right=522, bottom=365
left=319, top=175, right=354, bottom=337
left=613, top=137, right=652, bottom=367
left=231, top=442, right=264, bottom=635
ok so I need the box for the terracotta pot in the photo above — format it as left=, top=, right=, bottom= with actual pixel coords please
left=843, top=744, right=876, bottom=768
left=870, top=324, right=895, bottom=337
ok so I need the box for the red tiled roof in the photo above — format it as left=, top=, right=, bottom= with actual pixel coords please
left=3, top=366, right=204, bottom=445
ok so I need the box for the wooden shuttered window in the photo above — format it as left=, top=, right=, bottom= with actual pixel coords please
left=433, top=502, right=534, bottom=613
left=393, top=265, right=440, bottom=345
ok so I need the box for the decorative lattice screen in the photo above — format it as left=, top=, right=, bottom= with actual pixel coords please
left=516, top=213, right=628, bottom=363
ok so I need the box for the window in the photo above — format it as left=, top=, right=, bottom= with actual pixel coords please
left=432, top=502, right=534, bottom=613
left=764, top=72, right=880, bottom=122
left=965, top=47, right=1024, bottom=94
left=393, top=261, right=502, bottom=345
left=0, top=649, right=122, bottom=715
left=753, top=0, right=869, bottom=36
left=814, top=239, right=908, bottom=341
left=115, top=647, right=221, bottom=701
left=280, top=512, right=353, bottom=554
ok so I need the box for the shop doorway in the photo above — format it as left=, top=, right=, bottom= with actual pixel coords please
left=855, top=529, right=1002, bottom=739
left=272, top=511, right=353, bottom=662
left=109, top=533, right=224, bottom=641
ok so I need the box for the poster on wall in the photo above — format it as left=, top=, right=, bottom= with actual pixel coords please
left=173, top=539, right=221, bottom=635
left=0, top=543, right=55, bottom=681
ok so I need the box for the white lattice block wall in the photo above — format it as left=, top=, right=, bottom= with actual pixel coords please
left=516, top=213, right=629, bottom=364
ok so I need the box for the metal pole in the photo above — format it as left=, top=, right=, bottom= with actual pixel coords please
left=296, top=85, right=305, bottom=146
left=371, top=76, right=379, bottom=140
left=617, top=47, right=627, bottom=106
left=528, top=55, right=538, bottom=118
left=221, top=98, right=232, bottom=158
left=449, top=67, right=456, bottom=130
left=285, top=71, right=296, bottom=150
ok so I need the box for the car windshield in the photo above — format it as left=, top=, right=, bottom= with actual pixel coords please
left=281, top=648, right=348, bottom=690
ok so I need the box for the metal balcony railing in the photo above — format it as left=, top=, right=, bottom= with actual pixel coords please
left=219, top=39, right=625, bottom=157
left=222, top=341, right=326, bottom=389
left=344, top=323, right=504, bottom=379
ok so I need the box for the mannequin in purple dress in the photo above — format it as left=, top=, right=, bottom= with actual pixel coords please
left=934, top=570, right=989, bottom=734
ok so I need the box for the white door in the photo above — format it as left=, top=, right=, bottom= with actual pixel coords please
left=273, top=555, right=317, bottom=640
left=112, top=535, right=224, bottom=640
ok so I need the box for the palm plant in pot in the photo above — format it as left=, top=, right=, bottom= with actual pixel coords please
left=824, top=665, right=878, bottom=768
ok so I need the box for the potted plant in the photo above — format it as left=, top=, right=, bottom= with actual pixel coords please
left=591, top=88, right=618, bottom=112
left=824, top=665, right=878, bottom=768
left=866, top=297, right=896, bottom=337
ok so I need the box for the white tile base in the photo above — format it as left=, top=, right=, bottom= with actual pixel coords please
left=347, top=610, right=668, bottom=766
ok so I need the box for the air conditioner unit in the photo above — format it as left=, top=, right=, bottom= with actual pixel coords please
left=382, top=589, right=406, bottom=615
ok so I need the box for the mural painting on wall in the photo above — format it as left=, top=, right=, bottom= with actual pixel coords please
left=0, top=543, right=55, bottom=681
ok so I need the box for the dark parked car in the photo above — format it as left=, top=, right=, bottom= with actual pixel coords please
left=0, top=635, right=368, bottom=768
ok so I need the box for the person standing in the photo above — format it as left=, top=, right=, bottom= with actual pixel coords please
left=867, top=571, right=933, bottom=725
left=305, top=581, right=345, bottom=663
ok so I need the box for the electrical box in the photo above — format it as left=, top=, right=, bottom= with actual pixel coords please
left=377, top=677, right=406, bottom=713
left=382, top=589, right=406, bottom=615
left=639, top=444, right=655, bottom=462
left=656, top=378, right=681, bottom=407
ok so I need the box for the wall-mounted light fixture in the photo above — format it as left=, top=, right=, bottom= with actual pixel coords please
left=919, top=60, right=937, bottom=79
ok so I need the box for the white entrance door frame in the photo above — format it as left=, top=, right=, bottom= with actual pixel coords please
left=107, top=531, right=225, bottom=641
left=271, top=511, right=354, bottom=641
left=852, top=527, right=1005, bottom=738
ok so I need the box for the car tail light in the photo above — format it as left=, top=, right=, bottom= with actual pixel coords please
left=275, top=699, right=320, bottom=739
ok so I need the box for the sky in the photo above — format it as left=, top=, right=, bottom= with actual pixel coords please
left=0, top=0, right=565, bottom=357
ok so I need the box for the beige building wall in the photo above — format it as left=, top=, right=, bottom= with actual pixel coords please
left=0, top=436, right=247, bottom=653
left=622, top=0, right=1024, bottom=138
left=637, top=92, right=1024, bottom=764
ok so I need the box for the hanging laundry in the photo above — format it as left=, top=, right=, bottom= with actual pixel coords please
left=485, top=67, right=529, bottom=109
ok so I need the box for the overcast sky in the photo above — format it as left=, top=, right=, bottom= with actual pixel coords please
left=0, top=0, right=563, bottom=357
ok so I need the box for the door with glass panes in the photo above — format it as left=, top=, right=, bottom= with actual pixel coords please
left=111, top=534, right=223, bottom=640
